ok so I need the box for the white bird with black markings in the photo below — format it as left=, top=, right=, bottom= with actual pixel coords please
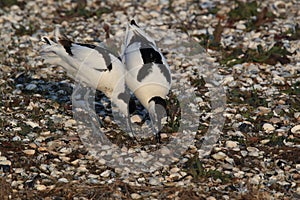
left=121, top=20, right=172, bottom=142
left=40, top=27, right=134, bottom=134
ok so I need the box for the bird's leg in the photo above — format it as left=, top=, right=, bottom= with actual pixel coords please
left=155, top=131, right=161, bottom=144
left=127, top=114, right=136, bottom=138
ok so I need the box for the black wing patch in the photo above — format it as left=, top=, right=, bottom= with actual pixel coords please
left=140, top=48, right=163, bottom=64
left=118, top=90, right=130, bottom=106
left=159, top=64, right=171, bottom=84
left=59, top=39, right=73, bottom=56
left=76, top=43, right=115, bottom=72
left=137, top=64, right=153, bottom=82
left=137, top=63, right=171, bottom=84
left=76, top=43, right=96, bottom=49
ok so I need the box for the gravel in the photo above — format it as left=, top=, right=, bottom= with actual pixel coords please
left=0, top=0, right=299, bottom=199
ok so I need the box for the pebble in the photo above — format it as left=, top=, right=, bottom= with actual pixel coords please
left=131, top=193, right=142, bottom=199
left=25, top=83, right=37, bottom=91
left=207, top=197, right=216, bottom=200
left=160, top=147, right=171, bottom=155
left=0, top=158, right=11, bottom=172
left=58, top=178, right=69, bottom=183
left=12, top=136, right=21, bottom=141
left=212, top=152, right=227, bottom=160
left=263, top=123, right=275, bottom=132
left=225, top=141, right=238, bottom=148
left=249, top=175, right=260, bottom=185
left=236, top=23, right=246, bottom=30
left=131, top=115, right=142, bottom=123
left=160, top=133, right=168, bottom=139
left=149, top=178, right=160, bottom=186
left=291, top=125, right=300, bottom=134
left=100, top=170, right=111, bottom=178
left=25, top=121, right=40, bottom=128
left=241, top=151, right=248, bottom=157
left=23, top=149, right=35, bottom=155
left=260, top=139, right=270, bottom=144
left=36, top=184, right=47, bottom=191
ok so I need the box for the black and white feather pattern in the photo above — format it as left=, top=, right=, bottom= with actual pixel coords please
left=40, top=27, right=130, bottom=117
left=121, top=20, right=171, bottom=110
left=121, top=20, right=172, bottom=137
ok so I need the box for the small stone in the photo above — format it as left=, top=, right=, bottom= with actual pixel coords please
left=212, top=152, right=227, bottom=160
left=59, top=147, right=72, bottom=154
left=160, top=147, right=171, bottom=155
left=234, top=171, right=245, bottom=178
left=160, top=133, right=168, bottom=139
left=14, top=168, right=24, bottom=173
left=28, top=143, right=37, bottom=149
left=247, top=147, right=259, bottom=157
left=23, top=149, right=35, bottom=155
left=263, top=123, right=275, bottom=132
left=64, top=119, right=76, bottom=127
left=0, top=159, right=11, bottom=172
left=236, top=23, right=246, bottom=30
left=25, top=121, right=40, bottom=128
left=77, top=165, right=88, bottom=173
left=12, top=136, right=21, bottom=141
left=241, top=150, right=248, bottom=157
left=170, top=167, right=180, bottom=173
left=0, top=156, right=7, bottom=161
left=249, top=175, right=260, bottom=185
left=36, top=184, right=47, bottom=191
left=131, top=193, right=141, bottom=199
left=269, top=117, right=281, bottom=124
left=207, top=197, right=216, bottom=200
left=291, top=125, right=300, bottom=134
left=260, top=139, right=270, bottom=144
left=257, top=106, right=271, bottom=115
left=225, top=141, right=238, bottom=148
left=149, top=178, right=159, bottom=186
left=100, top=170, right=111, bottom=178
left=25, top=83, right=37, bottom=91
left=140, top=151, right=148, bottom=158
left=58, top=178, right=69, bottom=183
left=104, top=116, right=111, bottom=123
left=131, top=115, right=142, bottom=123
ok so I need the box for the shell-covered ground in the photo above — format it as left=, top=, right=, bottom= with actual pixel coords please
left=0, top=0, right=299, bottom=199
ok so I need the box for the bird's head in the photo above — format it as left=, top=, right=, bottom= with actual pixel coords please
left=40, top=27, right=73, bottom=63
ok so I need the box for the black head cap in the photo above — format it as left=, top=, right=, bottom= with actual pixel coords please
left=130, top=19, right=139, bottom=27
left=149, top=96, right=167, bottom=119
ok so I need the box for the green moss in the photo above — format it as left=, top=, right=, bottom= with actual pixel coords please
left=65, top=6, right=111, bottom=18
left=266, top=134, right=285, bottom=146
left=220, top=41, right=293, bottom=67
left=282, top=81, right=300, bottom=96
left=228, top=1, right=258, bottom=22
left=227, top=87, right=268, bottom=107
left=228, top=1, right=275, bottom=30
left=14, top=22, right=39, bottom=36
left=0, top=0, right=18, bottom=7
left=184, top=155, right=231, bottom=183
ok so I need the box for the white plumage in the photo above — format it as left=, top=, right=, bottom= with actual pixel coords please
left=40, top=27, right=132, bottom=129
left=121, top=20, right=172, bottom=141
